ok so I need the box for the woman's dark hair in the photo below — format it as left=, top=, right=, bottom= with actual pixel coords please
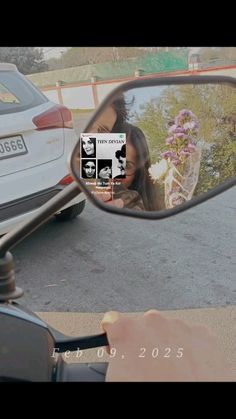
left=111, top=94, right=132, bottom=132
left=123, top=122, right=160, bottom=211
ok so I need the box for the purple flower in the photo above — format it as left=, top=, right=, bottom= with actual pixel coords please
left=179, top=109, right=195, bottom=118
left=172, top=159, right=181, bottom=166
left=175, top=109, right=199, bottom=128
left=180, top=150, right=190, bottom=157
left=161, top=151, right=177, bottom=159
left=183, top=122, right=193, bottom=130
left=188, top=143, right=197, bottom=152
left=175, top=132, right=188, bottom=139
left=183, top=121, right=199, bottom=131
left=168, top=124, right=178, bottom=134
left=165, top=136, right=175, bottom=144
left=159, top=108, right=200, bottom=182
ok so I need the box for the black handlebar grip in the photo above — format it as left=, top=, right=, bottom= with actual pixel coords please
left=55, top=332, right=109, bottom=353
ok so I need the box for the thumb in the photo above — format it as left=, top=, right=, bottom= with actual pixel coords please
left=101, top=311, right=120, bottom=332
left=101, top=311, right=120, bottom=354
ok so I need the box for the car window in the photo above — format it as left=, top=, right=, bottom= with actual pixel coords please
left=0, top=71, right=48, bottom=115
left=0, top=83, right=20, bottom=104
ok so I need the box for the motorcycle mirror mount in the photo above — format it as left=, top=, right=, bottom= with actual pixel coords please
left=0, top=182, right=80, bottom=301
left=0, top=252, right=23, bottom=302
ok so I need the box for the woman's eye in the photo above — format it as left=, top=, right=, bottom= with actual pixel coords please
left=127, top=162, right=134, bottom=169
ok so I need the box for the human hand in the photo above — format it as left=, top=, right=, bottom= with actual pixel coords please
left=87, top=181, right=145, bottom=210
left=92, top=188, right=124, bottom=207
left=101, top=184, right=145, bottom=210
left=101, top=310, right=233, bottom=382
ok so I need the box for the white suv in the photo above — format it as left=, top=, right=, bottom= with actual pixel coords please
left=0, top=63, right=85, bottom=235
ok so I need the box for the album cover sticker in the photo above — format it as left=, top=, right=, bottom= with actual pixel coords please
left=80, top=133, right=126, bottom=180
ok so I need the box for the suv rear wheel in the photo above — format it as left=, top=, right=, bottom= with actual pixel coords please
left=55, top=201, right=86, bottom=221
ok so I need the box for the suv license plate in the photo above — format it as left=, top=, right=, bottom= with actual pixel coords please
left=0, top=136, right=28, bottom=160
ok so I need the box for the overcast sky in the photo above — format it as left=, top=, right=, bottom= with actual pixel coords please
left=41, top=47, right=69, bottom=59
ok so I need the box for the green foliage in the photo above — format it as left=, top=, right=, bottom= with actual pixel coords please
left=0, top=47, right=48, bottom=74
left=47, top=47, right=147, bottom=71
left=134, top=100, right=168, bottom=162
left=198, top=47, right=236, bottom=64
left=195, top=139, right=236, bottom=195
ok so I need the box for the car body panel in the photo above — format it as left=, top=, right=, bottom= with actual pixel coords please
left=0, top=64, right=85, bottom=234
left=0, top=103, right=65, bottom=177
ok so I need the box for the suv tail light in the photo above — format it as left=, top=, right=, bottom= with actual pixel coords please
left=33, top=105, right=73, bottom=130
left=59, top=174, right=74, bottom=185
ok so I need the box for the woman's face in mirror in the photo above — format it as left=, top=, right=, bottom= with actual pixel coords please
left=82, top=138, right=95, bottom=156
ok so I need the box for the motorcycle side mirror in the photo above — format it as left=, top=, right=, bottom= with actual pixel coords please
left=70, top=75, right=236, bottom=219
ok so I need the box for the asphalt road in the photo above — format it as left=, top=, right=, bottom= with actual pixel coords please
left=12, top=185, right=236, bottom=312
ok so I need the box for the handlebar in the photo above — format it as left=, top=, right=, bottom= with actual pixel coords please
left=51, top=328, right=109, bottom=352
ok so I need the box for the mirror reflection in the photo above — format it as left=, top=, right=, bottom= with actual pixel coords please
left=73, top=83, right=236, bottom=213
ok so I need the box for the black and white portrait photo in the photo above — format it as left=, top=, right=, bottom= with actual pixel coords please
left=81, top=137, right=96, bottom=158
left=115, top=144, right=126, bottom=178
left=98, top=159, right=112, bottom=179
left=81, top=159, right=96, bottom=179
left=97, top=159, right=112, bottom=186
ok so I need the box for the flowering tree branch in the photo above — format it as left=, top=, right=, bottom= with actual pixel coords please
left=149, top=109, right=201, bottom=208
